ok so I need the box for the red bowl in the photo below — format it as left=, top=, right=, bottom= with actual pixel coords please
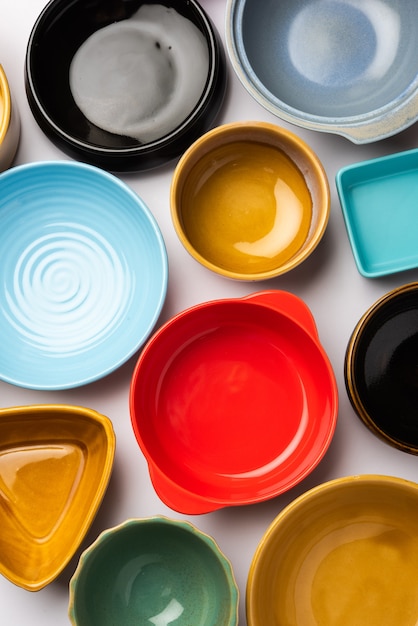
left=130, top=290, right=338, bottom=514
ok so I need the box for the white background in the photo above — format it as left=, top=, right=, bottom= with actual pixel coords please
left=2, top=1, right=418, bottom=623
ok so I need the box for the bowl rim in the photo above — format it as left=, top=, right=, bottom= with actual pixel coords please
left=0, top=403, right=116, bottom=591
left=225, top=0, right=418, bottom=143
left=344, top=281, right=418, bottom=454
left=336, top=148, right=418, bottom=278
left=170, top=120, right=330, bottom=281
left=0, top=65, right=11, bottom=144
left=68, top=515, right=239, bottom=626
left=246, top=473, right=418, bottom=625
left=25, top=0, right=227, bottom=170
left=0, top=159, right=168, bottom=389
left=129, top=291, right=338, bottom=513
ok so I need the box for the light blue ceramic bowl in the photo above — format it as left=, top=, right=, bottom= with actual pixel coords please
left=0, top=161, right=168, bottom=389
left=68, top=517, right=239, bottom=626
left=226, top=0, right=418, bottom=143
left=336, top=148, right=418, bottom=277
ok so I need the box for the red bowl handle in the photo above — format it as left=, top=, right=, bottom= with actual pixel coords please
left=243, top=290, right=319, bottom=340
left=148, top=464, right=224, bottom=515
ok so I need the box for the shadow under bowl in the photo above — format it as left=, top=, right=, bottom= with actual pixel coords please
left=226, top=0, right=418, bottom=143
left=25, top=0, right=227, bottom=172
left=68, top=517, right=239, bottom=626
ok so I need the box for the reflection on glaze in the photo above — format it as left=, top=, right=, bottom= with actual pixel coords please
left=0, top=444, right=84, bottom=539
left=293, top=523, right=418, bottom=625
left=113, top=554, right=185, bottom=625
left=359, top=308, right=418, bottom=447
left=149, top=599, right=184, bottom=626
left=181, top=141, right=312, bottom=274
left=288, top=0, right=400, bottom=86
left=235, top=178, right=307, bottom=258
left=4, top=223, right=132, bottom=355
left=220, top=380, right=309, bottom=479
left=70, top=4, right=209, bottom=143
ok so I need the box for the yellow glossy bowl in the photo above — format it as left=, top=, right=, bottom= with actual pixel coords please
left=0, top=404, right=115, bottom=591
left=170, top=121, right=330, bottom=280
left=247, top=475, right=418, bottom=626
left=0, top=65, right=20, bottom=172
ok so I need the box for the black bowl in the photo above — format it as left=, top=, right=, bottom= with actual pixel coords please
left=345, top=282, right=418, bottom=454
left=25, top=0, right=227, bottom=172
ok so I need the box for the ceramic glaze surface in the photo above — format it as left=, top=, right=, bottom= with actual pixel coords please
left=345, top=284, right=418, bottom=453
left=336, top=148, right=418, bottom=277
left=69, top=517, right=239, bottom=626
left=0, top=65, right=20, bottom=172
left=226, top=0, right=418, bottom=142
left=0, top=74, right=7, bottom=142
left=179, top=141, right=312, bottom=274
left=0, top=405, right=115, bottom=591
left=171, top=122, right=330, bottom=280
left=25, top=0, right=227, bottom=171
left=130, top=291, right=338, bottom=513
left=0, top=161, right=167, bottom=389
left=247, top=476, right=418, bottom=626
left=70, top=4, right=209, bottom=143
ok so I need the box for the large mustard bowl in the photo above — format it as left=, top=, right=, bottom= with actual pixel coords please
left=247, top=474, right=418, bottom=626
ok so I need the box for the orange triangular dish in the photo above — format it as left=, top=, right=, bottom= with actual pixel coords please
left=0, top=405, right=115, bottom=591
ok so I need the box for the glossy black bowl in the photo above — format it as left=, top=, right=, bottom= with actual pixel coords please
left=25, top=0, right=227, bottom=172
left=345, top=283, right=418, bottom=454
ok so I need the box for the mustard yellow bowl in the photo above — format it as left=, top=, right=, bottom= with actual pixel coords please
left=0, top=65, right=20, bottom=172
left=170, top=121, right=330, bottom=280
left=247, top=475, right=418, bottom=626
left=0, top=404, right=115, bottom=591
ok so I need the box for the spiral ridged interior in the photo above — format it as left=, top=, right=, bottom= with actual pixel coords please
left=0, top=162, right=167, bottom=389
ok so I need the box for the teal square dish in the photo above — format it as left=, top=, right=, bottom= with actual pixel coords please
left=336, top=148, right=418, bottom=278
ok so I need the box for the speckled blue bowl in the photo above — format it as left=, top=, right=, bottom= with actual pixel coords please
left=68, top=517, right=239, bottom=626
left=226, top=0, right=418, bottom=143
